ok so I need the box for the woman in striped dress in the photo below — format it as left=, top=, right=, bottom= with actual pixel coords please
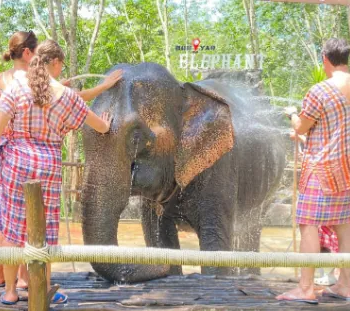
left=0, top=39, right=118, bottom=305
left=277, top=38, right=350, bottom=303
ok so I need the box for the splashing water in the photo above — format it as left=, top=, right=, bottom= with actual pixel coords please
left=129, top=137, right=140, bottom=197
left=251, top=95, right=302, bottom=107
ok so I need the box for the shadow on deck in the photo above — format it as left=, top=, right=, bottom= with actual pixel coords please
left=1, top=272, right=350, bottom=310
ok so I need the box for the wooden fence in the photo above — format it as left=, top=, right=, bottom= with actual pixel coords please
left=62, top=161, right=84, bottom=222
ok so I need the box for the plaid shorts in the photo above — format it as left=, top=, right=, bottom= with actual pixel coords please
left=1, top=139, right=62, bottom=246
left=297, top=173, right=350, bottom=225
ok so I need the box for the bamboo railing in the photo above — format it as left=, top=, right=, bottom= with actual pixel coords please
left=2, top=180, right=350, bottom=310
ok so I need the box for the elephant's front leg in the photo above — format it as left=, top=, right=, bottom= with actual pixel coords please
left=157, top=205, right=182, bottom=275
left=197, top=198, right=234, bottom=276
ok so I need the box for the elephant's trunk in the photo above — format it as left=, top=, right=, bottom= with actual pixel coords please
left=81, top=130, right=170, bottom=283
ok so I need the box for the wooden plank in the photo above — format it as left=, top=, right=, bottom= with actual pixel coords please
left=23, top=181, right=48, bottom=311
left=1, top=273, right=350, bottom=310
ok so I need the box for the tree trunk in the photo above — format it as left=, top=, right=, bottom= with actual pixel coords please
left=69, top=0, right=79, bottom=78
left=47, top=0, right=58, bottom=41
left=156, top=0, right=171, bottom=72
left=83, top=0, right=106, bottom=76
left=243, top=0, right=259, bottom=69
left=183, top=0, right=188, bottom=78
left=54, top=0, right=70, bottom=43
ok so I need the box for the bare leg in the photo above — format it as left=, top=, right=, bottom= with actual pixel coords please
left=16, top=265, right=28, bottom=289
left=2, top=239, right=19, bottom=303
left=328, top=224, right=350, bottom=297
left=276, top=224, right=319, bottom=301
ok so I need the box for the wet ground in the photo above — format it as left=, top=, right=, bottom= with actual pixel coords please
left=54, top=221, right=304, bottom=279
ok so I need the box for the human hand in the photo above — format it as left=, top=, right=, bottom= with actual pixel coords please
left=101, top=111, right=113, bottom=133
left=60, top=78, right=71, bottom=87
left=103, top=69, right=123, bottom=89
left=290, top=130, right=306, bottom=144
left=284, top=106, right=298, bottom=120
left=289, top=129, right=297, bottom=141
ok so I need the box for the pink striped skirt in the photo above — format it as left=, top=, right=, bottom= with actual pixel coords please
left=297, top=173, right=350, bottom=225
left=1, top=139, right=62, bottom=246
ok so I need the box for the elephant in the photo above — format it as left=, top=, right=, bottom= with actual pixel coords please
left=81, top=62, right=285, bottom=283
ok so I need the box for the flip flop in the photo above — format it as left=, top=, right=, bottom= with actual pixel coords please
left=16, top=286, right=28, bottom=291
left=0, top=293, right=19, bottom=305
left=0, top=282, right=5, bottom=288
left=51, top=292, right=68, bottom=304
left=276, top=293, right=318, bottom=304
left=322, top=287, right=350, bottom=301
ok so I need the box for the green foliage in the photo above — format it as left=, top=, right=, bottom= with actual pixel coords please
left=304, top=65, right=327, bottom=89
left=0, top=0, right=349, bottom=166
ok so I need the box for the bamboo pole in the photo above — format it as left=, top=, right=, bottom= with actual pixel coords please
left=292, top=139, right=299, bottom=278
left=24, top=180, right=48, bottom=311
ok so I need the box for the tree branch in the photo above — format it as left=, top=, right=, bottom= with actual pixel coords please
left=83, top=0, right=106, bottom=75
left=122, top=0, right=145, bottom=62
left=47, top=0, right=58, bottom=41
left=30, top=0, right=52, bottom=39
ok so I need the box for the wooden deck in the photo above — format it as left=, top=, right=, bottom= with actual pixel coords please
left=1, top=272, right=350, bottom=310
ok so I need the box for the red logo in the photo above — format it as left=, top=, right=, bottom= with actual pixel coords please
left=192, top=38, right=201, bottom=52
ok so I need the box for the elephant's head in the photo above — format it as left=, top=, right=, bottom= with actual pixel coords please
left=81, top=63, right=234, bottom=282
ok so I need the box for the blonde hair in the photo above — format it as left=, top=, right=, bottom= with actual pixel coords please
left=27, top=40, right=65, bottom=107
left=2, top=30, right=38, bottom=62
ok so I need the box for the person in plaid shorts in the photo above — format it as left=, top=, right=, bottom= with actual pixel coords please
left=0, top=39, right=120, bottom=305
left=0, top=30, right=39, bottom=292
left=290, top=132, right=340, bottom=285
left=276, top=38, right=350, bottom=304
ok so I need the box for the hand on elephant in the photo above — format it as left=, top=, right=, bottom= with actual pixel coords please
left=102, top=69, right=123, bottom=90
left=101, top=112, right=113, bottom=132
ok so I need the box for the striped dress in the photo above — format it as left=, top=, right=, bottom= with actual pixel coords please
left=297, top=80, right=350, bottom=228
left=0, top=72, right=89, bottom=246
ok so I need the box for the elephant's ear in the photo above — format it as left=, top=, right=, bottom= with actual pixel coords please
left=175, top=80, right=235, bottom=189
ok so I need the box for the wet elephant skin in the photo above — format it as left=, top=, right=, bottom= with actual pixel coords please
left=81, top=62, right=285, bottom=283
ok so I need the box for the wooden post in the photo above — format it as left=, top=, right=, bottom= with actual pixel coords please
left=24, top=180, right=48, bottom=311
left=292, top=140, right=299, bottom=278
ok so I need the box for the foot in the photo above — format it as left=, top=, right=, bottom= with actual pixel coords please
left=276, top=286, right=317, bottom=302
left=323, top=284, right=350, bottom=299
left=16, top=279, right=28, bottom=291
left=0, top=292, right=19, bottom=305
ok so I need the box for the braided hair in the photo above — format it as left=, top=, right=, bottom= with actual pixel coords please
left=27, top=40, right=65, bottom=107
